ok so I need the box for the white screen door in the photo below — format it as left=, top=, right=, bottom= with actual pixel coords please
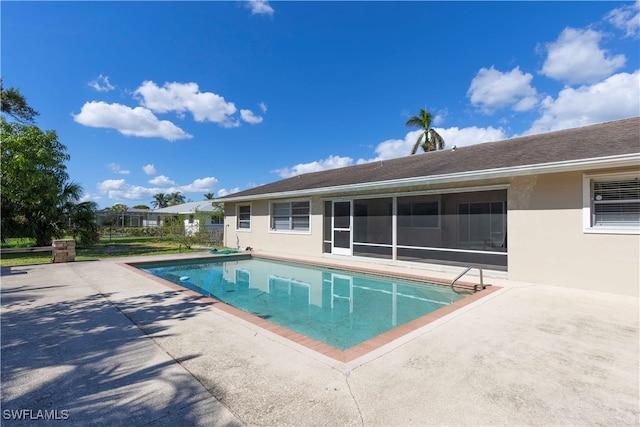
left=332, top=201, right=352, bottom=256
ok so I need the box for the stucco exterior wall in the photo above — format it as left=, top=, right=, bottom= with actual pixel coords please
left=224, top=198, right=324, bottom=257
left=508, top=170, right=639, bottom=296
left=224, top=168, right=639, bottom=296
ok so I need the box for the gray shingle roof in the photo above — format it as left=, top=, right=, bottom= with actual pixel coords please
left=221, top=117, right=640, bottom=200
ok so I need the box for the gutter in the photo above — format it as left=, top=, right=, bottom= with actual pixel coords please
left=220, top=153, right=640, bottom=202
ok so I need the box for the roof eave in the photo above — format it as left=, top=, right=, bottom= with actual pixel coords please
left=220, top=153, right=640, bottom=202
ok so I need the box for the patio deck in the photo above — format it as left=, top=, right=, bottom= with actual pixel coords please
left=1, top=253, right=638, bottom=426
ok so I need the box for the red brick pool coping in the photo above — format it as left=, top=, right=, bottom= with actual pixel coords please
left=121, top=256, right=501, bottom=363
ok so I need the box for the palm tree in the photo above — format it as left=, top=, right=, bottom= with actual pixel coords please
left=67, top=200, right=100, bottom=246
left=405, top=108, right=445, bottom=154
left=152, top=193, right=170, bottom=208
left=30, top=181, right=99, bottom=246
left=168, top=192, right=185, bottom=206
left=203, top=192, right=215, bottom=200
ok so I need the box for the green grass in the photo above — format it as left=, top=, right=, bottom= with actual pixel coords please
left=1, top=236, right=217, bottom=267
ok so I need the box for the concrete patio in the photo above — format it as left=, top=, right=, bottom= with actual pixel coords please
left=1, top=253, right=638, bottom=426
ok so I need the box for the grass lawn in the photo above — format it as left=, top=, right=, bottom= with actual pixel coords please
left=1, top=236, right=214, bottom=267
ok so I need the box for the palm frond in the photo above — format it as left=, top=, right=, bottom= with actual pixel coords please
left=428, top=128, right=445, bottom=151
left=411, top=132, right=425, bottom=155
left=407, top=108, right=441, bottom=154
left=405, top=116, right=423, bottom=128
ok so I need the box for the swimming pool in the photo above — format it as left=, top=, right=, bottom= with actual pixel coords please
left=137, top=257, right=471, bottom=351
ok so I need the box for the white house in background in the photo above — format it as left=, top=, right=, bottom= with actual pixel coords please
left=152, top=200, right=224, bottom=235
left=97, top=201, right=225, bottom=231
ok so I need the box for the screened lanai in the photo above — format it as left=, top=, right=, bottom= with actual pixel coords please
left=323, top=188, right=507, bottom=269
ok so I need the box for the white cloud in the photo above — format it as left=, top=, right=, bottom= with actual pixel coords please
left=73, top=101, right=192, bottom=141
left=97, top=179, right=127, bottom=191
left=526, top=70, right=640, bottom=135
left=606, top=1, right=640, bottom=38
left=432, top=110, right=447, bottom=126
left=437, top=126, right=507, bottom=148
left=97, top=179, right=154, bottom=201
left=240, top=109, right=263, bottom=124
left=88, top=74, right=115, bottom=92
left=78, top=80, right=264, bottom=141
left=80, top=192, right=101, bottom=204
left=269, top=124, right=509, bottom=182
left=540, top=27, right=626, bottom=85
left=467, top=66, right=538, bottom=114
left=107, top=162, right=130, bottom=174
left=360, top=126, right=507, bottom=163
left=134, top=81, right=240, bottom=128
left=246, top=0, right=274, bottom=16
left=217, top=187, right=241, bottom=198
left=179, top=177, right=219, bottom=193
left=273, top=155, right=355, bottom=178
left=259, top=102, right=268, bottom=113
left=148, top=175, right=177, bottom=186
left=97, top=176, right=219, bottom=203
left=142, top=164, right=156, bottom=175
left=360, top=130, right=423, bottom=162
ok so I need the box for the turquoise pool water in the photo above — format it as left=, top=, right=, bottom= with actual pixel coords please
left=138, top=257, right=468, bottom=350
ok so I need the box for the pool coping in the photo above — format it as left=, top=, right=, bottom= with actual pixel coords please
left=121, top=254, right=501, bottom=363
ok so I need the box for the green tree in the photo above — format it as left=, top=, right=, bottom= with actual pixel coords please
left=133, top=204, right=150, bottom=209
left=1, top=118, right=99, bottom=246
left=0, top=78, right=39, bottom=124
left=405, top=108, right=445, bottom=154
left=169, top=210, right=212, bottom=249
left=203, top=192, right=215, bottom=200
left=212, top=201, right=224, bottom=219
left=61, top=183, right=100, bottom=246
left=169, top=191, right=185, bottom=206
left=152, top=193, right=169, bottom=208
left=111, top=203, right=128, bottom=211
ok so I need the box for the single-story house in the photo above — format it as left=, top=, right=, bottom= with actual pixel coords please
left=219, top=117, right=639, bottom=296
left=97, top=201, right=224, bottom=230
left=152, top=200, right=224, bottom=234
left=97, top=208, right=158, bottom=228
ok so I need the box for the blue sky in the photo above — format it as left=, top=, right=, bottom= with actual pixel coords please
left=2, top=1, right=639, bottom=209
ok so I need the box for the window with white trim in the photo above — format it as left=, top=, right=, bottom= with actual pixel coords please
left=237, top=204, right=251, bottom=230
left=584, top=173, right=640, bottom=233
left=271, top=201, right=310, bottom=231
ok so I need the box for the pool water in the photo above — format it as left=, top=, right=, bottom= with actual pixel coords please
left=139, top=257, right=468, bottom=350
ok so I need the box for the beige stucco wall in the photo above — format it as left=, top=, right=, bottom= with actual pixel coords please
left=224, top=197, right=324, bottom=257
left=224, top=168, right=639, bottom=296
left=508, top=170, right=639, bottom=296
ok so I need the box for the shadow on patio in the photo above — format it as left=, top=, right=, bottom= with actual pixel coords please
left=1, top=285, right=239, bottom=426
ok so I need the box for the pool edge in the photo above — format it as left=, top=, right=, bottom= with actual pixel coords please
left=120, top=255, right=501, bottom=363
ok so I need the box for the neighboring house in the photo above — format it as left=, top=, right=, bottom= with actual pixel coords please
left=152, top=200, right=224, bottom=235
left=97, top=208, right=159, bottom=228
left=97, top=201, right=224, bottom=232
left=219, top=117, right=640, bottom=296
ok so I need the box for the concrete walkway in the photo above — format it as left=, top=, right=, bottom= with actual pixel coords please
left=1, top=254, right=638, bottom=426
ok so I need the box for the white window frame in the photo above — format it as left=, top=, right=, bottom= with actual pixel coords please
left=236, top=203, right=252, bottom=232
left=583, top=171, right=640, bottom=234
left=269, top=199, right=311, bottom=234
